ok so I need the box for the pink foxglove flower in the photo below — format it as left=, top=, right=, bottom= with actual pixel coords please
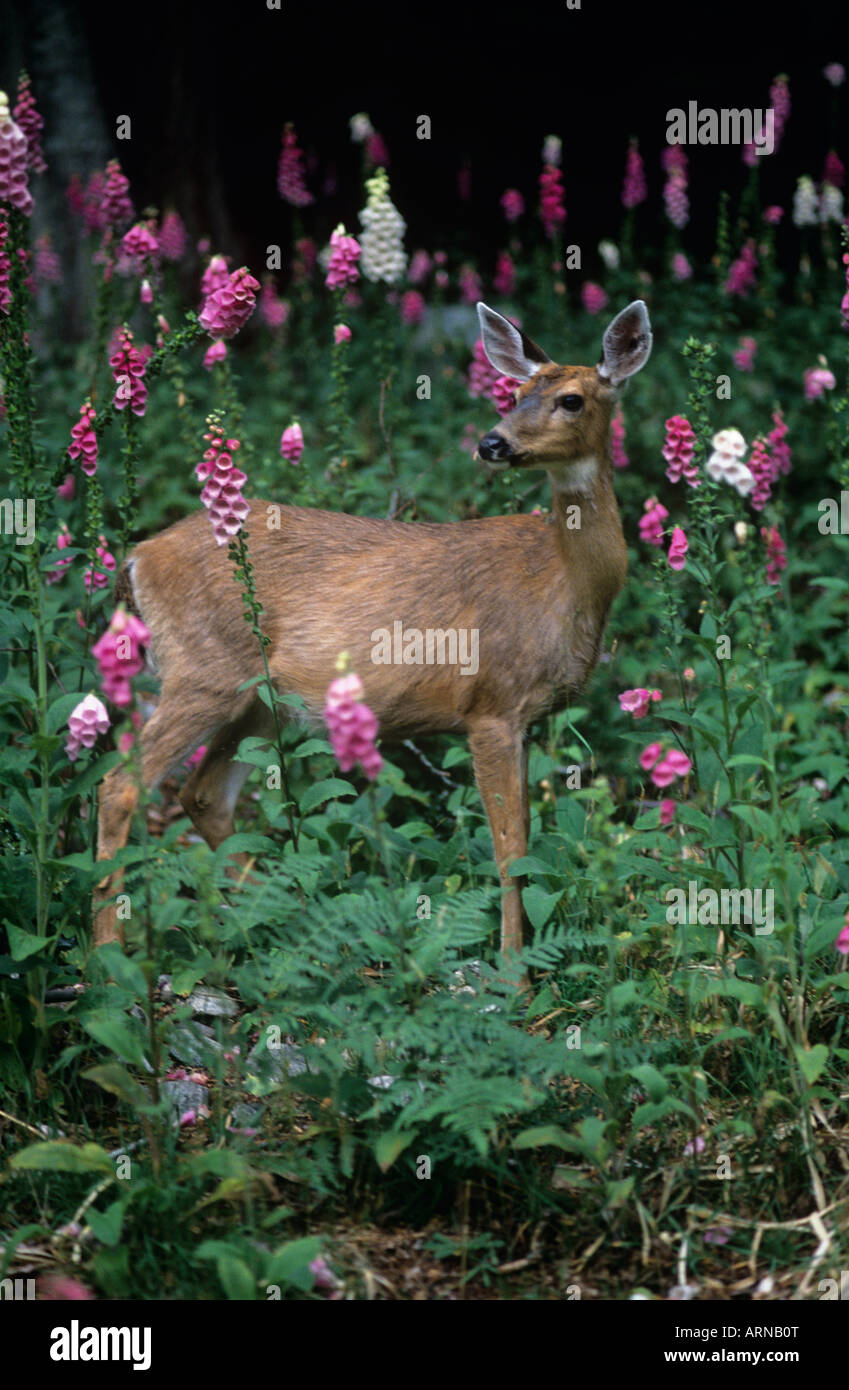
left=763, top=205, right=783, bottom=225
left=500, top=189, right=524, bottom=223
left=117, top=222, right=158, bottom=276
left=195, top=419, right=249, bottom=546
left=650, top=747, right=692, bottom=788
left=619, top=688, right=662, bottom=719
left=621, top=140, right=647, bottom=209
left=823, top=152, right=845, bottom=189
left=280, top=422, right=304, bottom=463
left=725, top=241, right=757, bottom=297
left=203, top=339, right=227, bottom=370
left=769, top=74, right=790, bottom=152
left=259, top=277, right=289, bottom=329
left=539, top=164, right=566, bottom=238
left=748, top=437, right=777, bottom=512
left=671, top=252, right=692, bottom=281
left=662, top=415, right=698, bottom=487
left=459, top=263, right=483, bottom=305
left=365, top=130, right=389, bottom=167
left=13, top=73, right=46, bottom=173
left=581, top=282, right=608, bottom=315
left=824, top=63, right=846, bottom=87
left=99, top=158, right=133, bottom=227
left=492, top=375, right=519, bottom=416
left=46, top=523, right=73, bottom=585
left=277, top=124, right=313, bottom=207
left=324, top=672, right=382, bottom=780
left=334, top=321, right=353, bottom=342
left=199, top=265, right=260, bottom=339
left=68, top=399, right=98, bottom=476
left=110, top=326, right=148, bottom=416
left=324, top=225, right=361, bottom=289
left=65, top=694, right=110, bottom=761
left=733, top=336, right=757, bottom=371
left=659, top=799, right=677, bottom=826
left=667, top=526, right=689, bottom=571
left=0, top=90, right=33, bottom=215
left=201, top=253, right=230, bottom=298
left=467, top=337, right=501, bottom=399
left=803, top=364, right=836, bottom=400
left=400, top=292, right=424, bottom=326
left=663, top=167, right=689, bottom=229
left=835, top=914, right=849, bottom=954
left=0, top=213, right=10, bottom=313
left=57, top=473, right=74, bottom=500
left=493, top=251, right=515, bottom=297
left=84, top=535, right=116, bottom=591
left=611, top=406, right=628, bottom=469
left=761, top=526, right=786, bottom=585
left=407, top=250, right=431, bottom=284
left=768, top=410, right=791, bottom=476
left=92, top=607, right=151, bottom=707
left=158, top=210, right=186, bottom=261
left=34, top=233, right=61, bottom=286
left=639, top=497, right=668, bottom=546
left=639, top=742, right=663, bottom=772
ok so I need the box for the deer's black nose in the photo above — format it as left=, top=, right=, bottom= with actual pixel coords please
left=478, top=432, right=512, bottom=462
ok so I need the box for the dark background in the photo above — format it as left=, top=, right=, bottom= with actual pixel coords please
left=0, top=0, right=841, bottom=278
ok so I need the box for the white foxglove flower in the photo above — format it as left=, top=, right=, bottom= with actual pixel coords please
left=359, top=168, right=407, bottom=284
left=598, top=239, right=620, bottom=270
left=792, top=175, right=818, bottom=227
left=542, top=134, right=562, bottom=167
left=349, top=112, right=374, bottom=144
left=819, top=182, right=844, bottom=224
left=711, top=428, right=747, bottom=459
left=706, top=453, right=755, bottom=496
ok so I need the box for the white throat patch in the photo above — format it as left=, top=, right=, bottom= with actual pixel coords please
left=548, top=456, right=600, bottom=496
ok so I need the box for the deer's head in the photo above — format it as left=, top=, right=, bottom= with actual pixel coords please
left=476, top=300, right=652, bottom=488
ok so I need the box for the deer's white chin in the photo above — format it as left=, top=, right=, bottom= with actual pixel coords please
left=547, top=456, right=600, bottom=495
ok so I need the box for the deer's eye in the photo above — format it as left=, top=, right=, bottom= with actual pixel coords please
left=558, top=394, right=583, bottom=412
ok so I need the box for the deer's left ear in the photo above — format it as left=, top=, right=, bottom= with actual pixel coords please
left=477, top=303, right=551, bottom=381
left=598, top=300, right=652, bottom=384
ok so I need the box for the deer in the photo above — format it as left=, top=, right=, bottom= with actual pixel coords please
left=93, top=299, right=652, bottom=959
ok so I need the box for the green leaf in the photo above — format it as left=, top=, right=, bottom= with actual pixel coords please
left=7, top=924, right=49, bottom=961
left=217, top=1254, right=257, bottom=1301
left=375, top=1130, right=415, bottom=1172
left=521, top=885, right=563, bottom=929
left=82, top=1015, right=148, bottom=1066
left=10, top=1141, right=114, bottom=1174
left=300, top=778, right=357, bottom=814
left=82, top=1063, right=150, bottom=1110
left=87, top=1199, right=125, bottom=1246
left=513, top=1124, right=572, bottom=1151
left=292, top=737, right=333, bottom=758
left=264, top=1237, right=322, bottom=1292
left=794, top=1044, right=829, bottom=1086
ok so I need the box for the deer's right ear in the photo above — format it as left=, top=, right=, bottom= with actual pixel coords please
left=598, top=300, right=653, bottom=384
left=477, top=303, right=551, bottom=381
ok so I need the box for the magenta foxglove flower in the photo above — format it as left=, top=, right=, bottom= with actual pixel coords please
left=57, top=473, right=74, bottom=500
left=334, top=321, right=353, bottom=342
left=725, top=241, right=757, bottom=297
left=761, top=526, right=787, bottom=585
left=84, top=535, right=117, bottom=591
left=365, top=130, right=389, bottom=167
left=492, top=375, right=519, bottom=416
left=769, top=74, right=790, bottom=151
left=65, top=694, right=110, bottom=761
left=199, top=265, right=260, bottom=340
left=667, top=526, right=689, bottom=571
left=280, top=422, right=304, bottom=464
left=117, top=222, right=158, bottom=276
left=467, top=337, right=501, bottom=399
left=99, top=158, right=133, bottom=227
left=201, top=253, right=230, bottom=298
left=748, top=437, right=777, bottom=511
left=493, top=251, right=515, bottom=297
left=203, top=339, right=227, bottom=370
left=259, top=277, right=289, bottom=329
left=399, top=291, right=423, bottom=326
left=459, top=264, right=483, bottom=305
left=733, top=336, right=757, bottom=372
left=324, top=672, right=382, bottom=780
left=823, top=152, right=845, bottom=189
left=539, top=164, right=566, bottom=239
left=0, top=214, right=10, bottom=314
left=92, top=607, right=151, bottom=707
left=68, top=399, right=98, bottom=476
left=581, top=282, right=608, bottom=316
left=324, top=225, right=361, bottom=290
left=611, top=406, right=628, bottom=469
left=622, top=140, right=647, bottom=209
left=407, top=250, right=431, bottom=284
left=639, top=497, right=668, bottom=546
left=277, top=124, right=313, bottom=207
left=659, top=799, right=676, bottom=826
left=46, top=523, right=73, bottom=585
left=619, top=688, right=662, bottom=719
left=662, top=415, right=698, bottom=487
left=763, top=205, right=783, bottom=226
left=35, top=233, right=61, bottom=285
left=768, top=411, right=791, bottom=476
left=650, top=747, right=692, bottom=788
left=671, top=252, right=692, bottom=281
left=639, top=742, right=663, bottom=772
left=500, top=189, right=524, bottom=223
left=835, top=915, right=849, bottom=953
left=195, top=420, right=250, bottom=546
left=0, top=90, right=33, bottom=215
left=158, top=210, right=186, bottom=261
left=110, top=326, right=148, bottom=416
left=13, top=73, right=46, bottom=173
left=803, top=365, right=836, bottom=399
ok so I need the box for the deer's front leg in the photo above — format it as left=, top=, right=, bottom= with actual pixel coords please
left=468, top=718, right=529, bottom=957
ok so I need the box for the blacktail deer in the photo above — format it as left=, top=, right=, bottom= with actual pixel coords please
left=94, top=300, right=652, bottom=954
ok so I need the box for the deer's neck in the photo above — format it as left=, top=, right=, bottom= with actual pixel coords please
left=546, top=451, right=627, bottom=605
